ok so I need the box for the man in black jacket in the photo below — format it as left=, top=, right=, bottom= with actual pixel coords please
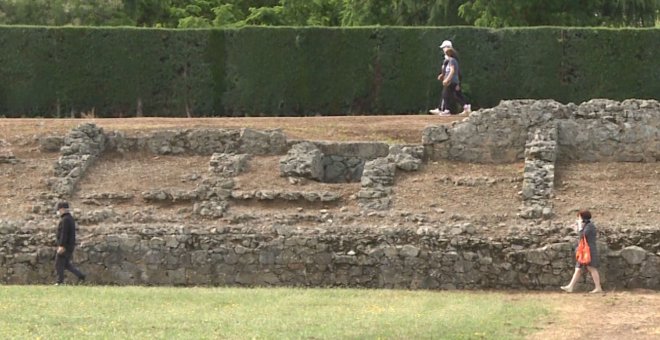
left=55, top=201, right=85, bottom=285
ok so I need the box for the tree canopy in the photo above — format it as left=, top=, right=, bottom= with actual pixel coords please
left=0, top=0, right=658, bottom=27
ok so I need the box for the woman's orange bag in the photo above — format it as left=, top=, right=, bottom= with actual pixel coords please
left=576, top=234, right=591, bottom=265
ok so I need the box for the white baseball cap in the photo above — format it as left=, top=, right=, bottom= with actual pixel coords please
left=439, top=40, right=453, bottom=49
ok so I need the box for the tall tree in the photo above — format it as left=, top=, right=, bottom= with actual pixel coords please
left=340, top=0, right=395, bottom=26
left=599, top=0, right=659, bottom=26
left=0, top=0, right=131, bottom=26
left=0, top=0, right=655, bottom=27
left=428, top=0, right=470, bottom=26
left=340, top=0, right=468, bottom=26
left=278, top=0, right=343, bottom=26
left=458, top=0, right=659, bottom=27
left=123, top=0, right=171, bottom=26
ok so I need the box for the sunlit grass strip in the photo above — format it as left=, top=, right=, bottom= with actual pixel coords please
left=0, top=286, right=548, bottom=339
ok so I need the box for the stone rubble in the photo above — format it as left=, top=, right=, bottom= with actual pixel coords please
left=387, top=145, right=424, bottom=172
left=80, top=192, right=135, bottom=205
left=279, top=142, right=324, bottom=181
left=519, top=125, right=558, bottom=219
left=231, top=190, right=341, bottom=202
left=106, top=128, right=286, bottom=156
left=48, top=123, right=107, bottom=197
left=209, top=153, right=250, bottom=177
left=357, top=145, right=424, bottom=210
left=280, top=141, right=391, bottom=183
left=357, top=157, right=396, bottom=210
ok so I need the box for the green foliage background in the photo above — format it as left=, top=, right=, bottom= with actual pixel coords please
left=3, top=0, right=656, bottom=28
left=0, top=26, right=658, bottom=117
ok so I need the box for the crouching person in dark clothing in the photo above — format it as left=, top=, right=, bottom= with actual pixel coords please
left=55, top=201, right=85, bottom=285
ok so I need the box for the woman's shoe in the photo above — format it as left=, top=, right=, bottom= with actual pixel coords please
left=560, top=285, right=574, bottom=293
left=459, top=105, right=471, bottom=115
left=589, top=288, right=603, bottom=294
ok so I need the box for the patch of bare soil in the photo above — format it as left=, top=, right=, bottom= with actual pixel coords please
left=77, top=152, right=210, bottom=194
left=393, top=160, right=523, bottom=225
left=0, top=115, right=461, bottom=145
left=70, top=152, right=210, bottom=217
left=528, top=291, right=660, bottom=340
left=0, top=143, right=57, bottom=218
left=554, top=162, right=660, bottom=227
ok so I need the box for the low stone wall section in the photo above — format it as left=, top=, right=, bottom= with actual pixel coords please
left=423, top=99, right=659, bottom=163
left=357, top=145, right=424, bottom=210
left=311, top=141, right=390, bottom=160
left=0, top=221, right=657, bottom=290
left=357, top=158, right=396, bottom=210
left=48, top=123, right=107, bottom=198
left=280, top=141, right=391, bottom=183
left=280, top=142, right=325, bottom=181
left=423, top=100, right=559, bottom=163
left=559, top=99, right=660, bottom=162
left=519, top=124, right=558, bottom=219
left=105, top=128, right=287, bottom=156
left=231, top=190, right=341, bottom=203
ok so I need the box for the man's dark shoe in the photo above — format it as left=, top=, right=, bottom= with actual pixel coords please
left=78, top=275, right=86, bottom=284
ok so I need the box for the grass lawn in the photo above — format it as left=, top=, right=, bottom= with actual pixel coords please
left=0, top=286, right=548, bottom=339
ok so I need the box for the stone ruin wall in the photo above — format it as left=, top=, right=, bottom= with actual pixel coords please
left=423, top=98, right=659, bottom=163
left=423, top=98, right=659, bottom=219
left=0, top=221, right=658, bottom=290
left=1, top=98, right=659, bottom=289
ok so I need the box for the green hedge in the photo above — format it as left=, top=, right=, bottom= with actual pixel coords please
left=0, top=26, right=658, bottom=117
left=220, top=27, right=376, bottom=116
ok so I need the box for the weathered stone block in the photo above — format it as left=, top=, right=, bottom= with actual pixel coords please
left=209, top=153, right=250, bottom=177
left=400, top=245, right=420, bottom=258
left=279, top=142, right=324, bottom=181
left=621, top=246, right=647, bottom=265
left=239, top=128, right=287, bottom=155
